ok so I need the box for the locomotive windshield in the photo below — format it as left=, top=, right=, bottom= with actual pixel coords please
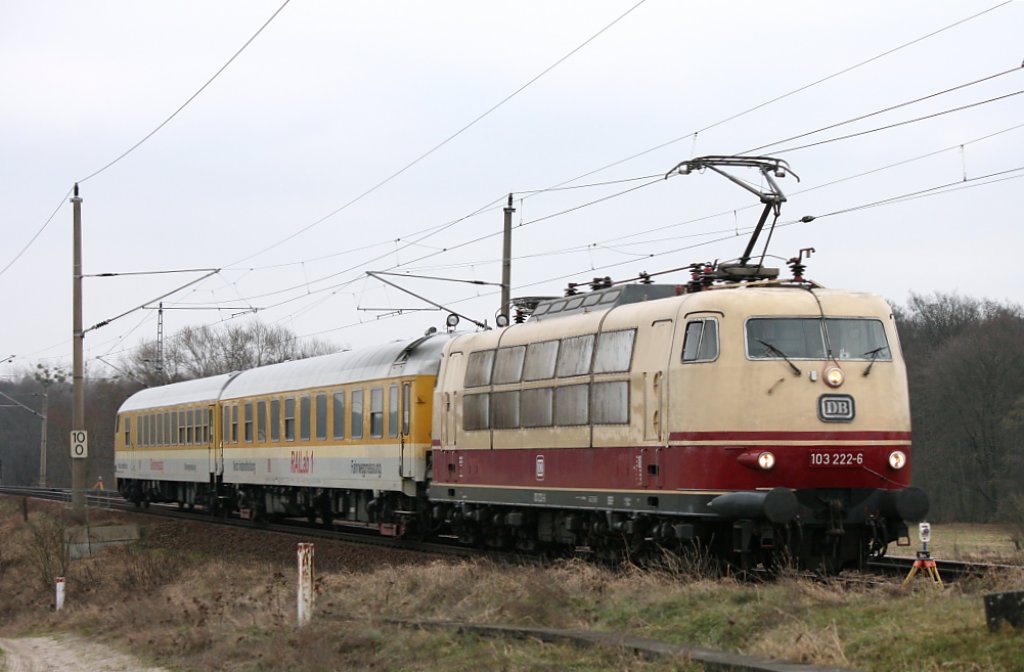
left=746, top=318, right=891, bottom=361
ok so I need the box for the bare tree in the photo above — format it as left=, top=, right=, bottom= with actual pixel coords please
left=896, top=293, right=1024, bottom=522
left=122, top=320, right=337, bottom=383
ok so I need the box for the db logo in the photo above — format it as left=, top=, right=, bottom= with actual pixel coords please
left=818, top=395, right=855, bottom=422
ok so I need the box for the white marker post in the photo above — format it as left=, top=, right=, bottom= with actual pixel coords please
left=297, top=543, right=315, bottom=627
left=55, top=577, right=65, bottom=611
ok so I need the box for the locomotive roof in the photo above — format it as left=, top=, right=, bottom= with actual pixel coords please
left=450, top=284, right=893, bottom=352
left=220, top=332, right=452, bottom=400
left=117, top=333, right=453, bottom=412
left=117, top=372, right=240, bottom=413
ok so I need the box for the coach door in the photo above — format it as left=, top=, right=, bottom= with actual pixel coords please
left=642, top=319, right=675, bottom=442
left=209, top=404, right=223, bottom=478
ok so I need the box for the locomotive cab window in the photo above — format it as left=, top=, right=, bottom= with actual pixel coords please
left=682, top=319, right=719, bottom=362
left=746, top=317, right=890, bottom=360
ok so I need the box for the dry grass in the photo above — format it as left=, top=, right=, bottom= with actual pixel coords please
left=887, top=523, right=1024, bottom=563
left=2, top=499, right=1024, bottom=670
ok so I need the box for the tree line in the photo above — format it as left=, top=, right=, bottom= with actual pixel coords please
left=2, top=298, right=1022, bottom=528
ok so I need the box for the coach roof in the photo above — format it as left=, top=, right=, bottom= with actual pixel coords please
left=220, top=333, right=451, bottom=400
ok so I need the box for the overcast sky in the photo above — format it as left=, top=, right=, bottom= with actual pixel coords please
left=2, top=0, right=1022, bottom=378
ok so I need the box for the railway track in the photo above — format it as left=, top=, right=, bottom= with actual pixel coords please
left=4, top=486, right=1020, bottom=581
left=0, top=485, right=480, bottom=560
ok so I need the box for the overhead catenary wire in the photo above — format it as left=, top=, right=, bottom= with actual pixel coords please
left=516, top=1, right=1015, bottom=196
left=225, top=0, right=650, bottom=268
left=9, top=3, right=1015, bottom=362
left=0, top=2, right=291, bottom=282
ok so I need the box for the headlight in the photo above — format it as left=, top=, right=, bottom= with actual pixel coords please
left=757, top=451, right=776, bottom=470
left=824, top=366, right=845, bottom=387
left=888, top=450, right=907, bottom=470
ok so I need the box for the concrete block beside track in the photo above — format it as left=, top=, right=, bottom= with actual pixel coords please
left=65, top=524, right=141, bottom=559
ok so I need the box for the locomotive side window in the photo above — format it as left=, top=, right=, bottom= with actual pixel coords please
left=463, top=393, right=490, bottom=431
left=523, top=340, right=558, bottom=380
left=316, top=393, right=328, bottom=440
left=554, top=384, right=589, bottom=425
left=465, top=350, right=495, bottom=387
left=270, top=399, right=281, bottom=442
left=594, top=329, right=636, bottom=373
left=521, top=388, right=553, bottom=427
left=491, top=390, right=520, bottom=429
left=493, top=346, right=526, bottom=384
left=556, top=334, right=595, bottom=377
left=351, top=390, right=364, bottom=439
left=332, top=392, right=345, bottom=439
left=370, top=387, right=384, bottom=438
left=592, top=381, right=629, bottom=424
left=682, top=319, right=719, bottom=362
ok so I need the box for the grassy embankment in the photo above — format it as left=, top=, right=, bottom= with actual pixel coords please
left=1, top=498, right=1022, bottom=671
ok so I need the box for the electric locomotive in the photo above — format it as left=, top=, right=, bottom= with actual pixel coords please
left=429, top=274, right=928, bottom=570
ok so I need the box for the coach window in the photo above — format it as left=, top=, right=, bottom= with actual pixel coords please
left=402, top=383, right=411, bottom=435
left=270, top=399, right=281, bottom=442
left=594, top=329, right=636, bottom=373
left=284, top=397, right=296, bottom=441
left=491, top=390, right=520, bottom=429
left=195, top=408, right=203, bottom=445
left=124, top=416, right=131, bottom=449
left=463, top=393, right=490, bottom=431
left=370, top=387, right=384, bottom=438
left=388, top=385, right=399, bottom=438
left=523, top=340, right=558, bottom=381
left=257, top=400, right=267, bottom=442
left=493, top=346, right=526, bottom=384
left=465, top=350, right=495, bottom=388
left=351, top=390, right=364, bottom=439
left=300, top=396, right=311, bottom=441
left=156, top=413, right=163, bottom=446
left=682, top=318, right=719, bottom=362
left=178, top=410, right=186, bottom=444
left=244, top=403, right=254, bottom=442
left=169, top=412, right=176, bottom=446
left=554, top=384, right=589, bottom=426
left=141, top=415, right=148, bottom=447
left=186, top=410, right=194, bottom=445
left=230, top=404, right=239, bottom=443
left=556, top=334, right=595, bottom=377
left=164, top=413, right=171, bottom=446
left=332, top=392, right=345, bottom=439
left=521, top=388, right=553, bottom=427
left=315, top=393, right=327, bottom=441
left=593, top=381, right=629, bottom=424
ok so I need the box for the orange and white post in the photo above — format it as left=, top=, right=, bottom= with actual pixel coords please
left=297, top=543, right=315, bottom=627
